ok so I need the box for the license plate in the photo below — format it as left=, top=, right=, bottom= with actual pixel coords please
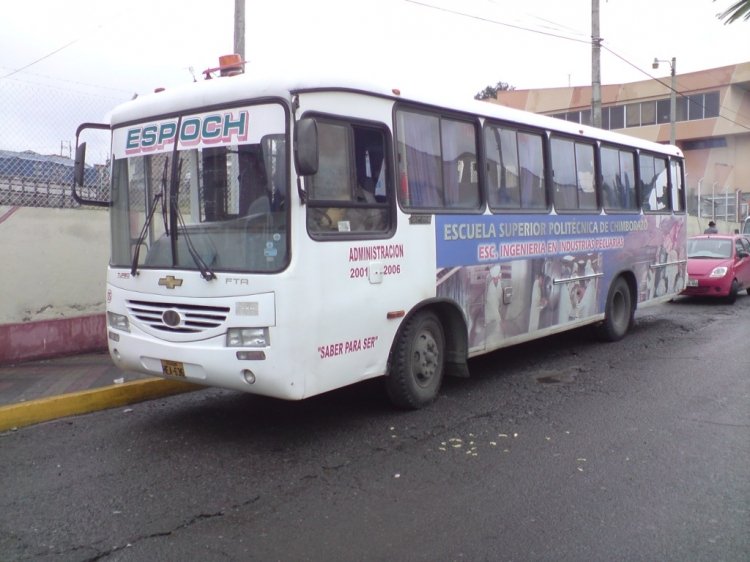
left=687, top=278, right=698, bottom=287
left=161, top=360, right=185, bottom=377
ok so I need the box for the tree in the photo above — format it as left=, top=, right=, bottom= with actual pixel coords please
left=716, top=0, right=750, bottom=23
left=474, top=81, right=515, bottom=100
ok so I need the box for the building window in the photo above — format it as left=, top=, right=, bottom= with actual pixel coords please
left=682, top=137, right=727, bottom=150
left=675, top=97, right=688, bottom=121
left=656, top=99, right=671, bottom=124
left=546, top=90, right=719, bottom=130
left=609, top=106, right=625, bottom=129
left=640, top=101, right=656, bottom=126
left=704, top=91, right=720, bottom=118
left=687, top=94, right=704, bottom=120
left=626, top=103, right=641, bottom=127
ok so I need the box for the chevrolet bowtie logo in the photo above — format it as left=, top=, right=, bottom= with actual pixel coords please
left=158, top=275, right=184, bottom=289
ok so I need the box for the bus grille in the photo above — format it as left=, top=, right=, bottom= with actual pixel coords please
left=127, top=300, right=231, bottom=334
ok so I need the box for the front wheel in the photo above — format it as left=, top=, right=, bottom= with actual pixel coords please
left=385, top=310, right=445, bottom=409
left=596, top=277, right=633, bottom=342
left=726, top=280, right=739, bottom=304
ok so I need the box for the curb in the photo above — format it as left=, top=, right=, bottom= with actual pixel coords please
left=0, top=378, right=201, bottom=432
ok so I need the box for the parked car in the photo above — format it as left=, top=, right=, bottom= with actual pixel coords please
left=682, top=234, right=750, bottom=303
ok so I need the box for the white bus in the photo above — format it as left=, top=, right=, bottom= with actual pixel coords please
left=74, top=56, right=687, bottom=409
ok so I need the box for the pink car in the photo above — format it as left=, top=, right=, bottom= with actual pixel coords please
left=682, top=234, right=750, bottom=303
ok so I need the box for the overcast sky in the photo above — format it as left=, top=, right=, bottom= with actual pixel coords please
left=1, top=0, right=748, bottom=155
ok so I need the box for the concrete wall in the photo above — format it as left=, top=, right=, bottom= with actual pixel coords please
left=0, top=206, right=741, bottom=365
left=0, top=206, right=109, bottom=364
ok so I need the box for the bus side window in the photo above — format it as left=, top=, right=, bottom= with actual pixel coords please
left=670, top=159, right=685, bottom=212
left=306, top=119, right=390, bottom=236
left=485, top=126, right=520, bottom=209
left=485, top=124, right=545, bottom=211
left=517, top=132, right=546, bottom=209
left=551, top=137, right=577, bottom=210
left=602, top=146, right=637, bottom=212
left=441, top=119, right=479, bottom=209
left=396, top=109, right=480, bottom=211
left=640, top=154, right=669, bottom=212
left=551, top=138, right=596, bottom=212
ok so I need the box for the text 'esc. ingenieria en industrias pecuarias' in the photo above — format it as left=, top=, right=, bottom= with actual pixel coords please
left=440, top=217, right=649, bottom=262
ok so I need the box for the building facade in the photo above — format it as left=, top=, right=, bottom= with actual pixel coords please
left=495, top=62, right=750, bottom=225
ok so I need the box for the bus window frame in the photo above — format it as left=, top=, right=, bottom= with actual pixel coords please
left=599, top=142, right=640, bottom=215
left=668, top=156, right=687, bottom=214
left=547, top=132, right=600, bottom=214
left=393, top=102, right=484, bottom=215
left=638, top=150, right=671, bottom=215
left=482, top=119, right=551, bottom=215
left=300, top=111, right=396, bottom=241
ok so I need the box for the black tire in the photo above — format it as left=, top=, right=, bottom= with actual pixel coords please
left=596, top=276, right=633, bottom=342
left=726, top=280, right=739, bottom=304
left=385, top=310, right=445, bottom=409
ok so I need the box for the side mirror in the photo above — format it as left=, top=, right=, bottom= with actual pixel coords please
left=72, top=122, right=111, bottom=207
left=294, top=118, right=318, bottom=176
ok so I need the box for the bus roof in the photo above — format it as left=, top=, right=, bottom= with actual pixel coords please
left=109, top=66, right=682, bottom=159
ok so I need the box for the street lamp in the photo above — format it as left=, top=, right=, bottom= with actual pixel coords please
left=652, top=57, right=677, bottom=146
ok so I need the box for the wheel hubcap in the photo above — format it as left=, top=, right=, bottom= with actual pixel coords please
left=413, top=332, right=439, bottom=387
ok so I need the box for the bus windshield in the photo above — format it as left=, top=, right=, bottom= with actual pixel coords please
left=109, top=103, right=288, bottom=273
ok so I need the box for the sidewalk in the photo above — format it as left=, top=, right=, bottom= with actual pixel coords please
left=0, top=351, right=200, bottom=431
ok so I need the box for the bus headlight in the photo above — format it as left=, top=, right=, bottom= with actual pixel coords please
left=709, top=266, right=728, bottom=278
left=107, top=312, right=130, bottom=332
left=227, top=327, right=269, bottom=348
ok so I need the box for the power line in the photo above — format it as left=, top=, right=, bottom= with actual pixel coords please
left=404, top=0, right=591, bottom=45
left=406, top=0, right=750, bottom=131
left=0, top=66, right=132, bottom=97
left=0, top=20, right=106, bottom=81
left=601, top=45, right=750, bottom=131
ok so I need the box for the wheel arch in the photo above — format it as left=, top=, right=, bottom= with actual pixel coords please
left=616, top=269, right=638, bottom=313
left=388, top=298, right=470, bottom=379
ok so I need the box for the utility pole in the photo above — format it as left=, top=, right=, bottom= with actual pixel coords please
left=668, top=57, right=676, bottom=145
left=591, top=0, right=602, bottom=128
left=234, top=0, right=245, bottom=60
left=652, top=57, right=677, bottom=145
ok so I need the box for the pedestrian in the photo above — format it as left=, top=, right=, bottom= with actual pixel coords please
left=704, top=221, right=718, bottom=234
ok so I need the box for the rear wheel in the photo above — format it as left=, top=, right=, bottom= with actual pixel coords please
left=385, top=310, right=445, bottom=409
left=596, top=276, right=633, bottom=342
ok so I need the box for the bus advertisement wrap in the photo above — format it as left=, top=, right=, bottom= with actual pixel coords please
left=436, top=214, right=686, bottom=352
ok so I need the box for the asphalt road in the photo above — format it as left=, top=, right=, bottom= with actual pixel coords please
left=1, top=294, right=748, bottom=561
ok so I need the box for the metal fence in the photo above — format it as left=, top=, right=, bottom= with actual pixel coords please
left=0, top=71, right=123, bottom=208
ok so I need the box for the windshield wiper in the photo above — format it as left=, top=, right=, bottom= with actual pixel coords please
left=170, top=156, right=216, bottom=281
left=130, top=157, right=168, bottom=276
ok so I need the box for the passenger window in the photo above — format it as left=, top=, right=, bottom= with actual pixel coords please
left=550, top=137, right=597, bottom=211
left=306, top=119, right=390, bottom=235
left=485, top=126, right=520, bottom=209
left=396, top=109, right=480, bottom=210
left=485, top=124, right=546, bottom=211
left=670, top=159, right=685, bottom=212
left=640, top=154, right=668, bottom=212
left=601, top=146, right=637, bottom=211
left=517, top=132, right=546, bottom=209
